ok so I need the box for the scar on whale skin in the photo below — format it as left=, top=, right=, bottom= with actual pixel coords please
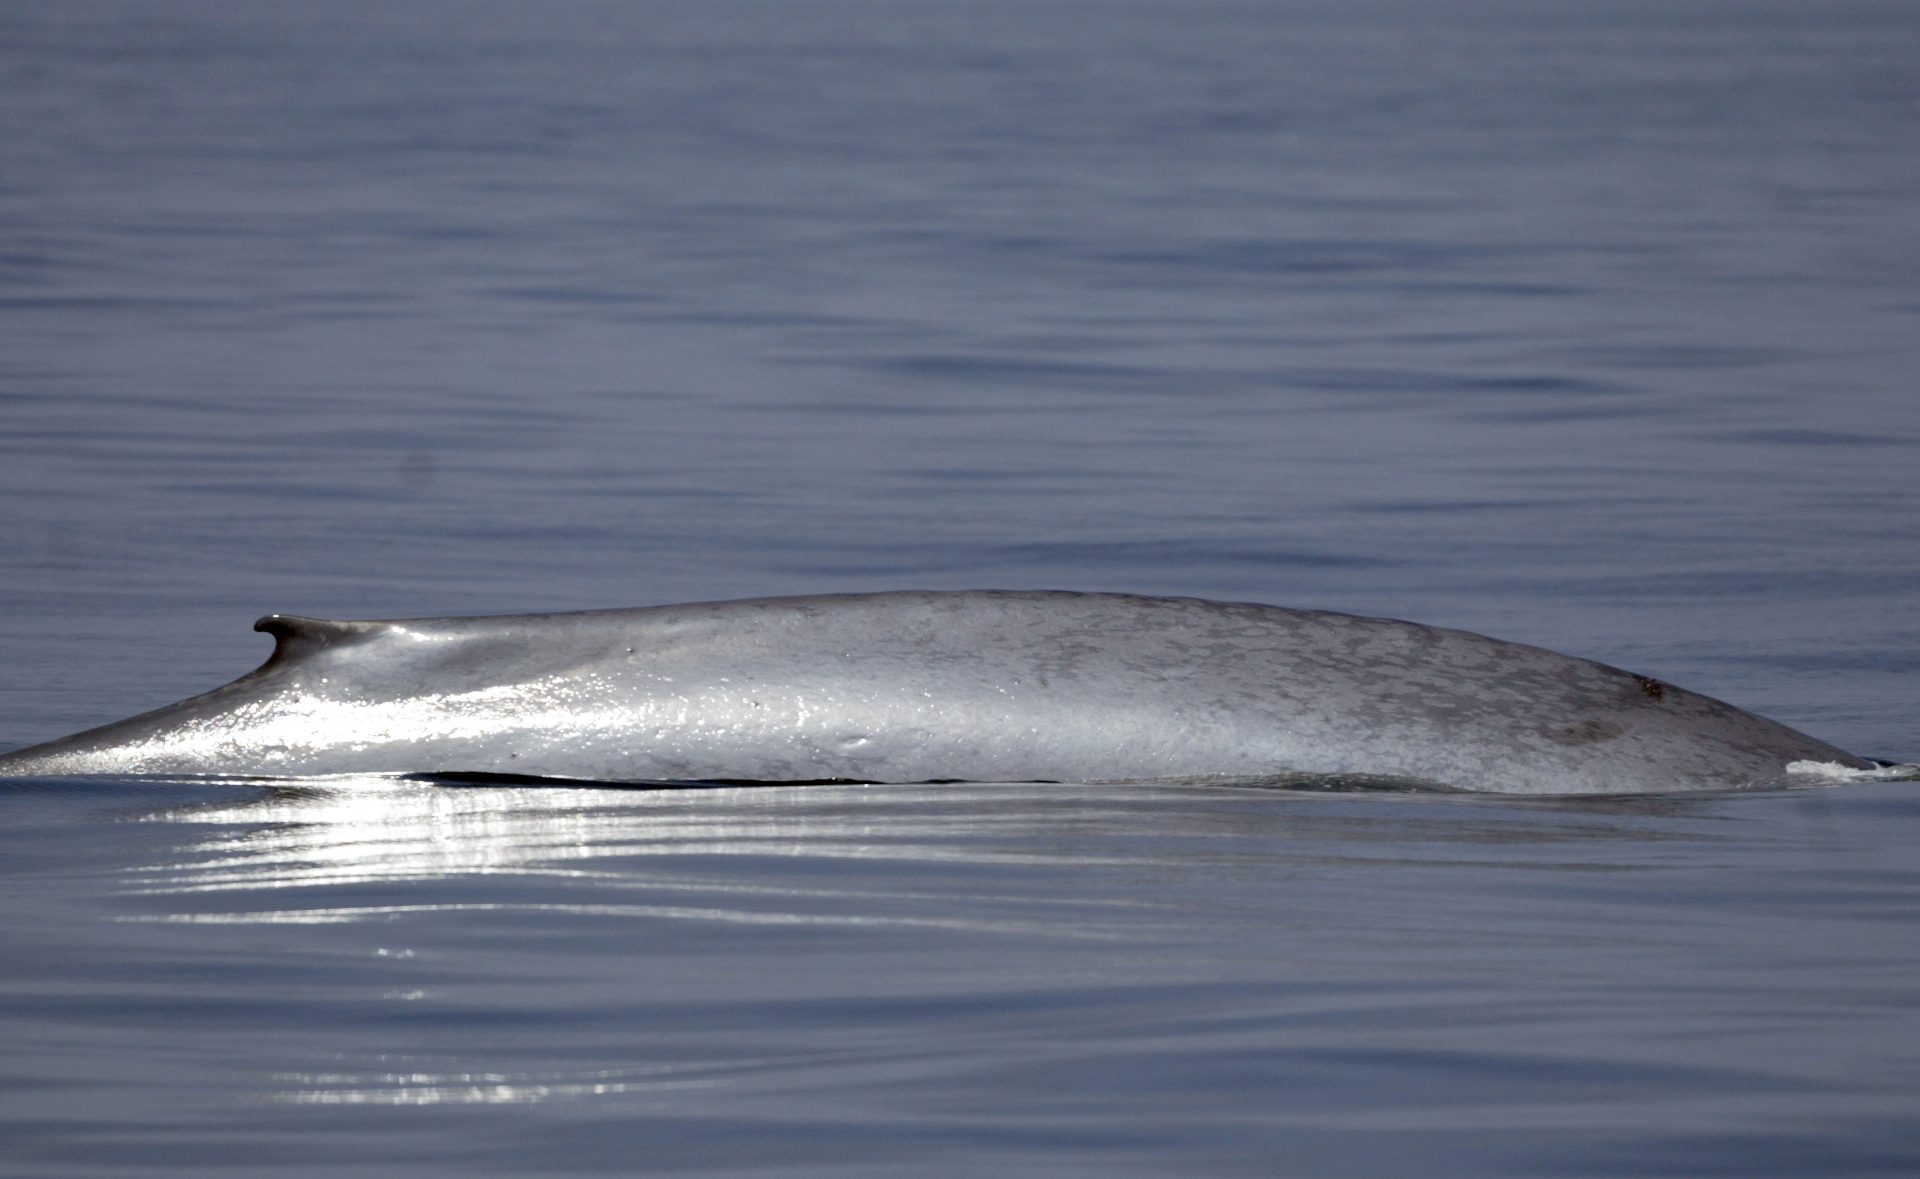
left=1545, top=719, right=1628, bottom=746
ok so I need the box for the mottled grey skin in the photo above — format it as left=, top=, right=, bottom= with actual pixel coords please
left=0, top=591, right=1872, bottom=794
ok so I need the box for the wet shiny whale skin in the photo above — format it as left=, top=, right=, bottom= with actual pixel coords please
left=0, top=591, right=1872, bottom=794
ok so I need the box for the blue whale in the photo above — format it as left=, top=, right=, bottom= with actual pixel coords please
left=0, top=591, right=1879, bottom=794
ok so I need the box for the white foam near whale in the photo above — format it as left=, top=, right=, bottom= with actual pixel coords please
left=0, top=591, right=1899, bottom=794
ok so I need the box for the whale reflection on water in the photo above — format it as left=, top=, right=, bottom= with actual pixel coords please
left=42, top=772, right=1914, bottom=1116
left=119, top=775, right=1727, bottom=921
left=121, top=778, right=1157, bottom=933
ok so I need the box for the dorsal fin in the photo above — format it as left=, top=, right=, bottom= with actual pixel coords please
left=254, top=615, right=385, bottom=666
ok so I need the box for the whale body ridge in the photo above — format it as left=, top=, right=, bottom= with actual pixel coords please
left=0, top=590, right=1878, bottom=794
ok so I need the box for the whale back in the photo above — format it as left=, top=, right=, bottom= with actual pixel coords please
left=0, top=591, right=1871, bottom=793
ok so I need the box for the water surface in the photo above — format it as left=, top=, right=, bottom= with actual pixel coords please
left=3, top=777, right=1918, bottom=1177
left=1, top=1, right=1916, bottom=1174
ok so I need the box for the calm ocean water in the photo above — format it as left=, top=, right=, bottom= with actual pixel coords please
left=1, top=1, right=1916, bottom=1175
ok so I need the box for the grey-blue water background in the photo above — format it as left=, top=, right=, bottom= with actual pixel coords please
left=2, top=1, right=1917, bottom=1175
